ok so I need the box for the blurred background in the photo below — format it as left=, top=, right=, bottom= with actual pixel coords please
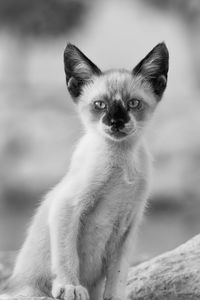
left=0, top=0, right=200, bottom=262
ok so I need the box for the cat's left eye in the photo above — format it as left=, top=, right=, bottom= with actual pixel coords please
left=94, top=101, right=107, bottom=110
left=128, top=99, right=143, bottom=110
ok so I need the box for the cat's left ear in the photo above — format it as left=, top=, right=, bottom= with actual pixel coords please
left=133, top=42, right=169, bottom=99
left=64, top=43, right=101, bottom=100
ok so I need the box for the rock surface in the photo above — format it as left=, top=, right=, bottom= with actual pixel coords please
left=0, top=234, right=200, bottom=299
left=127, top=234, right=200, bottom=300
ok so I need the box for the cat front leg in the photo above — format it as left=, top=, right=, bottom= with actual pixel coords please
left=103, top=226, right=135, bottom=300
left=104, top=255, right=129, bottom=300
left=48, top=197, right=89, bottom=300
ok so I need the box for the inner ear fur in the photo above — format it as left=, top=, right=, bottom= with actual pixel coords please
left=64, top=43, right=101, bottom=99
left=133, top=42, right=169, bottom=98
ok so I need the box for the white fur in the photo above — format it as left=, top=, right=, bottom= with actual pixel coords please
left=0, top=131, right=152, bottom=300
left=81, top=72, right=157, bottom=108
left=1, top=72, right=155, bottom=300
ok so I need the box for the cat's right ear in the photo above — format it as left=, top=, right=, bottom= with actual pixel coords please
left=133, top=42, right=169, bottom=99
left=64, top=43, right=101, bottom=100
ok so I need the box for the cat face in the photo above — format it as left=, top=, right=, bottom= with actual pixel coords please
left=64, top=43, right=169, bottom=141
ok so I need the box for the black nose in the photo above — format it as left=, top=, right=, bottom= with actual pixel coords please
left=110, top=119, right=125, bottom=130
left=102, top=100, right=130, bottom=129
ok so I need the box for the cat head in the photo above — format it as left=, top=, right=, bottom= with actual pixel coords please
left=64, top=43, right=169, bottom=142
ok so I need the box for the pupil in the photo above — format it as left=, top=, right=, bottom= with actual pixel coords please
left=94, top=101, right=105, bottom=109
left=99, top=102, right=104, bottom=108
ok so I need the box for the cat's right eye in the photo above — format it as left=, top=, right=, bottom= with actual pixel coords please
left=94, top=101, right=107, bottom=110
left=127, top=99, right=143, bottom=110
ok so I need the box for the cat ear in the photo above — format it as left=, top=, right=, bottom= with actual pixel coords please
left=133, top=42, right=169, bottom=98
left=64, top=43, right=101, bottom=99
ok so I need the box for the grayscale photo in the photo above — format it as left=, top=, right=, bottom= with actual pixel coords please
left=0, top=0, right=200, bottom=299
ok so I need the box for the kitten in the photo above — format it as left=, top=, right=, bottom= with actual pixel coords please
left=0, top=42, right=169, bottom=300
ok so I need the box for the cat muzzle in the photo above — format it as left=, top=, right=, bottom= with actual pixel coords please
left=110, top=119, right=125, bottom=131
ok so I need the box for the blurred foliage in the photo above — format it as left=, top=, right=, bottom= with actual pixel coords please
left=142, top=0, right=200, bottom=23
left=0, top=0, right=200, bottom=255
left=142, top=0, right=200, bottom=86
left=0, top=0, right=89, bottom=37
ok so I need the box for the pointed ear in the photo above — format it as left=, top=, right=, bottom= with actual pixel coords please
left=64, top=43, right=101, bottom=99
left=133, top=42, right=169, bottom=98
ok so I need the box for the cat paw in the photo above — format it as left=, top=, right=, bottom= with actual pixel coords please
left=52, top=283, right=89, bottom=300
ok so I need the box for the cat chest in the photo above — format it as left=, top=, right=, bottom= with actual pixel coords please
left=82, top=170, right=139, bottom=240
left=78, top=177, right=138, bottom=284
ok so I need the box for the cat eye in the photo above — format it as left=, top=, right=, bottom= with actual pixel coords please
left=94, top=100, right=107, bottom=110
left=127, top=99, right=143, bottom=110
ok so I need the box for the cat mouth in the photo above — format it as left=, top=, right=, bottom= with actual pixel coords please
left=102, top=124, right=135, bottom=140
left=105, top=127, right=130, bottom=139
left=110, top=128, right=127, bottom=138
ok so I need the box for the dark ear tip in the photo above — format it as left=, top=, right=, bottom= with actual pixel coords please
left=64, top=43, right=76, bottom=57
left=65, top=42, right=76, bottom=50
left=64, top=43, right=75, bottom=53
left=155, top=42, right=169, bottom=58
